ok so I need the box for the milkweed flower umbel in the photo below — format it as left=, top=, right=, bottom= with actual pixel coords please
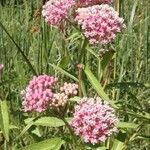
left=77, top=0, right=113, bottom=7
left=42, top=0, right=75, bottom=26
left=75, top=4, right=125, bottom=44
left=71, top=97, right=118, bottom=144
left=21, top=75, right=58, bottom=112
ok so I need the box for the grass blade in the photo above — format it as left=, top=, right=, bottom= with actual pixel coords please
left=0, top=22, right=37, bottom=75
left=0, top=100, right=9, bottom=142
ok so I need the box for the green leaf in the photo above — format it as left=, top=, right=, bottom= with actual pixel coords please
left=101, top=50, right=115, bottom=71
left=96, top=146, right=107, bottom=150
left=84, top=66, right=118, bottom=109
left=31, top=127, right=42, bottom=137
left=112, top=131, right=126, bottom=150
left=87, top=48, right=100, bottom=60
left=136, top=135, right=150, bottom=140
left=0, top=100, right=9, bottom=141
left=112, top=139, right=124, bottom=150
left=59, top=56, right=70, bottom=69
left=9, top=124, right=19, bottom=130
left=18, top=137, right=65, bottom=150
left=49, top=64, right=78, bottom=82
left=33, top=117, right=65, bottom=127
left=65, top=117, right=73, bottom=124
left=16, top=120, right=34, bottom=139
left=24, top=118, right=35, bottom=124
left=17, top=117, right=65, bottom=139
left=117, top=122, right=139, bottom=129
left=128, top=0, right=138, bottom=32
left=69, top=96, right=81, bottom=102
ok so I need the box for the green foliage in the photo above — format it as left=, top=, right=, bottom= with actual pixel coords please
left=0, top=100, right=9, bottom=141
left=28, top=117, right=65, bottom=127
left=18, top=137, right=65, bottom=150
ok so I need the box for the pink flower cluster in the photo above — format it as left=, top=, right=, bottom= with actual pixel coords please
left=42, top=0, right=75, bottom=26
left=60, top=82, right=78, bottom=96
left=0, top=64, right=4, bottom=72
left=51, top=82, right=78, bottom=107
left=75, top=4, right=125, bottom=44
left=71, top=97, right=118, bottom=144
left=77, top=0, right=113, bottom=7
left=21, top=75, right=58, bottom=112
left=21, top=76, right=79, bottom=112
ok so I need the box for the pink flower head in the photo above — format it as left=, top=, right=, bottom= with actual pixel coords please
left=0, top=64, right=4, bottom=72
left=60, top=82, right=78, bottom=96
left=42, top=0, right=75, bottom=26
left=71, top=97, right=118, bottom=144
left=21, top=75, right=58, bottom=112
left=77, top=0, right=113, bottom=7
left=75, top=4, right=125, bottom=44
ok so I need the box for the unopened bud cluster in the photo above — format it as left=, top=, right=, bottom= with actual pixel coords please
left=60, top=82, right=78, bottom=96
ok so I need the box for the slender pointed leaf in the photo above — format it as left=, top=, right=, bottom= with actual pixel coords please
left=49, top=64, right=78, bottom=82
left=84, top=66, right=118, bottom=109
left=0, top=100, right=9, bottom=141
left=117, top=122, right=139, bottom=129
left=33, top=117, right=65, bottom=127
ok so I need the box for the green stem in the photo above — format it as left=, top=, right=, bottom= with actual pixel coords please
left=61, top=117, right=77, bottom=150
left=78, top=38, right=88, bottom=64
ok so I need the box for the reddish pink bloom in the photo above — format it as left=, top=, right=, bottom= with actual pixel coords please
left=77, top=0, right=113, bottom=7
left=42, top=0, right=75, bottom=26
left=75, top=4, right=125, bottom=44
left=71, top=97, right=118, bottom=144
left=21, top=75, right=58, bottom=112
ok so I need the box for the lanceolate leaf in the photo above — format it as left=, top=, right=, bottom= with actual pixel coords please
left=84, top=65, right=118, bottom=109
left=101, top=50, right=115, bottom=71
left=33, top=117, right=65, bottom=127
left=19, top=137, right=65, bottom=150
left=17, top=117, right=65, bottom=139
left=112, top=139, right=124, bottom=150
left=112, top=131, right=127, bottom=150
left=59, top=55, right=70, bottom=69
left=117, top=122, right=139, bottom=129
left=16, top=120, right=34, bottom=139
left=49, top=64, right=78, bottom=82
left=0, top=100, right=9, bottom=141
